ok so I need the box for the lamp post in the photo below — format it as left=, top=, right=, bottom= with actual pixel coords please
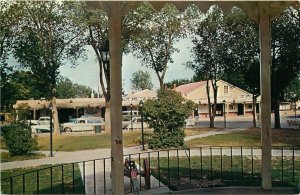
left=139, top=100, right=145, bottom=150
left=130, top=103, right=133, bottom=131
left=223, top=100, right=227, bottom=128
left=49, top=103, right=53, bottom=157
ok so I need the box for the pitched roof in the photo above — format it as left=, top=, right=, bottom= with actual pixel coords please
left=174, top=81, right=206, bottom=95
left=125, top=89, right=157, bottom=99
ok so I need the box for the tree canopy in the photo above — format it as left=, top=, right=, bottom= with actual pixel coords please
left=129, top=3, right=192, bottom=89
left=130, top=70, right=154, bottom=91
left=56, top=76, right=92, bottom=99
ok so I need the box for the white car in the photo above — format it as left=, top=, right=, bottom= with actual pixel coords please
left=31, top=117, right=53, bottom=133
left=125, top=117, right=149, bottom=130
left=60, top=117, right=104, bottom=132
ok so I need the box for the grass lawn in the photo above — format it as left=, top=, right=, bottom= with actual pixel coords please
left=1, top=164, right=84, bottom=194
left=186, top=128, right=300, bottom=147
left=185, top=127, right=221, bottom=137
left=1, top=152, right=46, bottom=163
left=149, top=155, right=300, bottom=191
left=38, top=130, right=142, bottom=151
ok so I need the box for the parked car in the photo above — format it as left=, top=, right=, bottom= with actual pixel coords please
left=31, top=117, right=53, bottom=133
left=125, top=117, right=149, bottom=130
left=60, top=117, right=105, bottom=132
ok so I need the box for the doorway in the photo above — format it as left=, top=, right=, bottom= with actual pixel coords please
left=238, top=104, right=244, bottom=115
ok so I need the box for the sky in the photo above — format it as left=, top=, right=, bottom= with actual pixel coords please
left=59, top=38, right=195, bottom=94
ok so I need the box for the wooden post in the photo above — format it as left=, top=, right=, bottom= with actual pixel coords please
left=259, top=2, right=272, bottom=190
left=108, top=2, right=124, bottom=194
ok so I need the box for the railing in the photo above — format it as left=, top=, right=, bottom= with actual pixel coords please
left=1, top=146, right=299, bottom=194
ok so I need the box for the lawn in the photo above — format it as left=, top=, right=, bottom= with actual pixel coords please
left=1, top=152, right=46, bottom=163
left=186, top=128, right=300, bottom=147
left=184, top=127, right=221, bottom=136
left=148, top=155, right=300, bottom=191
left=38, top=130, right=142, bottom=151
left=1, top=163, right=84, bottom=194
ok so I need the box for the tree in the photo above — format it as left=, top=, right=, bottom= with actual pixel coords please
left=56, top=76, right=92, bottom=99
left=129, top=3, right=191, bottom=89
left=12, top=1, right=85, bottom=133
left=77, top=2, right=155, bottom=132
left=143, top=89, right=194, bottom=149
left=1, top=69, right=41, bottom=107
left=0, top=1, right=20, bottom=65
left=271, top=7, right=300, bottom=128
left=219, top=8, right=260, bottom=127
left=187, top=6, right=230, bottom=128
left=130, top=70, right=153, bottom=91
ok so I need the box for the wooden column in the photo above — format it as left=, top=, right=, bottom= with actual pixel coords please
left=259, top=2, right=272, bottom=190
left=33, top=109, right=36, bottom=120
left=108, top=2, right=124, bottom=194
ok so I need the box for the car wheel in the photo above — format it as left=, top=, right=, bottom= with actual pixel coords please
left=64, top=127, right=72, bottom=132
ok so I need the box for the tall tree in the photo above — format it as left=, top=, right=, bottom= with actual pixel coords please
left=271, top=7, right=300, bottom=128
left=77, top=2, right=154, bottom=132
left=12, top=1, right=85, bottom=133
left=129, top=3, right=191, bottom=89
left=187, top=6, right=230, bottom=128
left=130, top=70, right=153, bottom=91
left=0, top=1, right=20, bottom=64
left=220, top=8, right=260, bottom=127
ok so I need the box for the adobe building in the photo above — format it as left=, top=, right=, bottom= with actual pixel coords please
left=13, top=89, right=158, bottom=123
left=174, top=80, right=261, bottom=117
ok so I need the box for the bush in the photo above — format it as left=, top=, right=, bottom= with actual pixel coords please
left=143, top=89, right=195, bottom=149
left=2, top=123, right=38, bottom=156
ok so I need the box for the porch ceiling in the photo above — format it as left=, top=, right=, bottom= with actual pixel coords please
left=86, top=1, right=298, bottom=22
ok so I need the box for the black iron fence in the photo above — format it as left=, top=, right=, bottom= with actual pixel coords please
left=1, top=146, right=299, bottom=194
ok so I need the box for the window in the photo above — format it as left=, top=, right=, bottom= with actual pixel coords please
left=229, top=105, right=234, bottom=110
left=224, top=86, right=228, bottom=94
left=248, top=104, right=252, bottom=109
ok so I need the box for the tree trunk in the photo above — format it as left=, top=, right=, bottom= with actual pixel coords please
left=252, top=94, right=257, bottom=128
left=104, top=101, right=111, bottom=133
left=52, top=97, right=60, bottom=134
left=206, top=80, right=214, bottom=128
left=274, top=100, right=281, bottom=129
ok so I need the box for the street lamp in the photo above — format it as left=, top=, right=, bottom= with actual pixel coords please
left=49, top=103, right=54, bottom=157
left=130, top=103, right=133, bottom=131
left=139, top=100, right=145, bottom=150
left=223, top=100, right=227, bottom=128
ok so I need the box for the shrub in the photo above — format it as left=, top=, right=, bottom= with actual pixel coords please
left=143, top=89, right=195, bottom=149
left=2, top=123, right=38, bottom=156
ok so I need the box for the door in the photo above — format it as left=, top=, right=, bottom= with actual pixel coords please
left=238, top=104, right=244, bottom=115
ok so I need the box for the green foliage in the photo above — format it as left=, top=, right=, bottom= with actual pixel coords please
left=284, top=77, right=300, bottom=103
left=143, top=89, right=195, bottom=149
left=129, top=3, right=191, bottom=89
left=12, top=1, right=85, bottom=99
left=56, top=76, right=92, bottom=98
left=1, top=69, right=41, bottom=107
left=130, top=70, right=154, bottom=91
left=14, top=103, right=31, bottom=122
left=2, top=123, right=38, bottom=156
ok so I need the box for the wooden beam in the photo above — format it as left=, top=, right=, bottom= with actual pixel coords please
left=107, top=2, right=124, bottom=194
left=259, top=2, right=272, bottom=190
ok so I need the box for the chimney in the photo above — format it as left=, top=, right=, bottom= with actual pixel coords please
left=173, top=84, right=176, bottom=89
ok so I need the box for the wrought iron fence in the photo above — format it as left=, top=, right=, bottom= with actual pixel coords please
left=1, top=146, right=299, bottom=194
